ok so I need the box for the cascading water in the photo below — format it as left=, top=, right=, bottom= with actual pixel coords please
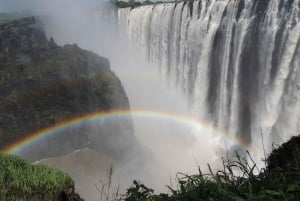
left=117, top=0, right=300, bottom=155
left=2, top=0, right=298, bottom=199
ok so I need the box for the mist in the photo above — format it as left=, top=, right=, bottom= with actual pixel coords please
left=0, top=0, right=225, bottom=200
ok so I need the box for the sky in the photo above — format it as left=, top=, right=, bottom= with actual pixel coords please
left=0, top=0, right=104, bottom=13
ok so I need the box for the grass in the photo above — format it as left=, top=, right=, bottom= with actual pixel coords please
left=0, top=153, right=71, bottom=200
left=118, top=146, right=300, bottom=201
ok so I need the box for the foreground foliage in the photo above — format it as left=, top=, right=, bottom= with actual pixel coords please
left=0, top=153, right=83, bottom=201
left=119, top=136, right=300, bottom=201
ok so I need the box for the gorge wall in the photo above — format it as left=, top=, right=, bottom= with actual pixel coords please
left=0, top=16, right=135, bottom=161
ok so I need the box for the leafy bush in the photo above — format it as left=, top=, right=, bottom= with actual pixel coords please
left=267, top=136, right=300, bottom=171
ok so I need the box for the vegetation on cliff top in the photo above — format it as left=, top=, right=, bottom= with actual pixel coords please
left=118, top=136, right=300, bottom=201
left=0, top=153, right=83, bottom=201
left=0, top=13, right=27, bottom=24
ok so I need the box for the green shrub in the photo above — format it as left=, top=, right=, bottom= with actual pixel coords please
left=0, top=153, right=71, bottom=200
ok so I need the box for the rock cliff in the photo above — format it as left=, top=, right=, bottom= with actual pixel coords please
left=0, top=16, right=135, bottom=161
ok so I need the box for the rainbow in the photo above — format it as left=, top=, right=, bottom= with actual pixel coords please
left=2, top=109, right=263, bottom=158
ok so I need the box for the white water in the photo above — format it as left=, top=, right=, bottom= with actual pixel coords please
left=118, top=0, right=300, bottom=156
left=107, top=27, right=223, bottom=193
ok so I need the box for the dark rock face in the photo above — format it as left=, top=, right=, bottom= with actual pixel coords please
left=267, top=135, right=300, bottom=171
left=0, top=17, right=135, bottom=161
left=57, top=179, right=85, bottom=201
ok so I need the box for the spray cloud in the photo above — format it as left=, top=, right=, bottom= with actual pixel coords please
left=0, top=1, right=224, bottom=200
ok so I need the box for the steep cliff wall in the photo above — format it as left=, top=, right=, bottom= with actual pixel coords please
left=0, top=16, right=135, bottom=161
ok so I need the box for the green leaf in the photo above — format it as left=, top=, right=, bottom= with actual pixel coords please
left=287, top=184, right=300, bottom=193
left=263, top=190, right=282, bottom=196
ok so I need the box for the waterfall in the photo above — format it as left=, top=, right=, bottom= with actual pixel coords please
left=118, top=0, right=300, bottom=153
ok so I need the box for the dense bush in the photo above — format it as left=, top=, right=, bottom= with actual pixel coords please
left=267, top=136, right=300, bottom=171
